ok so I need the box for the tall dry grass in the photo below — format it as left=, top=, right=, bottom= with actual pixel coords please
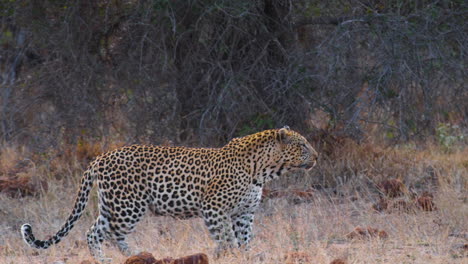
left=0, top=139, right=466, bottom=263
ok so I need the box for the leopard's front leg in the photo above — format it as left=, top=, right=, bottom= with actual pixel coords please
left=201, top=176, right=240, bottom=256
left=201, top=202, right=238, bottom=255
left=231, top=211, right=255, bottom=247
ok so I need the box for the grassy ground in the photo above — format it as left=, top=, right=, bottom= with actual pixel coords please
left=0, top=140, right=466, bottom=264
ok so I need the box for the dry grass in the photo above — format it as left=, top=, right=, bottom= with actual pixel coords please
left=0, top=141, right=466, bottom=263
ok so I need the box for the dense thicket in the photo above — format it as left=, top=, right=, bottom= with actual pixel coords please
left=1, top=0, right=466, bottom=148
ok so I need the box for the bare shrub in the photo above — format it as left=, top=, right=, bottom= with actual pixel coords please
left=294, top=0, right=467, bottom=140
left=1, top=0, right=464, bottom=149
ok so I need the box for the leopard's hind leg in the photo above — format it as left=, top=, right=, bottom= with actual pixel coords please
left=86, top=216, right=107, bottom=261
left=86, top=213, right=134, bottom=261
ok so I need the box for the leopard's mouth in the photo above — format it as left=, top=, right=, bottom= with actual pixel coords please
left=300, top=159, right=317, bottom=171
left=293, top=160, right=316, bottom=171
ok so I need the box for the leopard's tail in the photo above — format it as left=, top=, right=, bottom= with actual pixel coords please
left=21, top=168, right=95, bottom=249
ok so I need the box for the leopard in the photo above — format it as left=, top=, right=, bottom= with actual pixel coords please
left=21, top=126, right=318, bottom=261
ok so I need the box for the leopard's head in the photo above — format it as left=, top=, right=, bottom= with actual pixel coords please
left=275, top=126, right=318, bottom=171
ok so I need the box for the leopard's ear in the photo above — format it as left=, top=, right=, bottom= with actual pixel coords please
left=277, top=126, right=291, bottom=144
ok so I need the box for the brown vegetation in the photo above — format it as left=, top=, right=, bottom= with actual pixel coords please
left=161, top=253, right=209, bottom=264
left=377, top=179, right=405, bottom=198
left=75, top=141, right=103, bottom=164
left=0, top=176, right=45, bottom=198
left=417, top=192, right=436, bottom=211
left=124, top=252, right=157, bottom=264
left=262, top=188, right=315, bottom=204
left=372, top=190, right=437, bottom=213
left=79, top=260, right=95, bottom=264
left=346, top=227, right=389, bottom=240
left=372, top=197, right=389, bottom=212
left=284, top=251, right=312, bottom=264
left=389, top=199, right=416, bottom=213
left=0, top=149, right=48, bottom=197
left=124, top=252, right=209, bottom=264
left=330, top=259, right=347, bottom=264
